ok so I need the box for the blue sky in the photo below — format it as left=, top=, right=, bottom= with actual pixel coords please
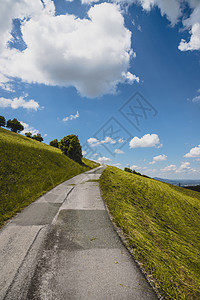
left=0, top=0, right=200, bottom=179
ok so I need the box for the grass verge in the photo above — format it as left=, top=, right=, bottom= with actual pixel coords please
left=0, top=128, right=99, bottom=228
left=100, top=166, right=200, bottom=299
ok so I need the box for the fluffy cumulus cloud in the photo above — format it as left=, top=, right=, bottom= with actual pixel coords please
left=112, top=162, right=122, bottom=167
left=0, top=96, right=39, bottom=110
left=122, top=71, right=140, bottom=83
left=114, top=149, right=124, bottom=154
left=129, top=133, right=162, bottom=149
left=179, top=23, right=200, bottom=51
left=192, top=89, right=200, bottom=103
left=176, top=161, right=191, bottom=173
left=149, top=154, right=167, bottom=164
left=88, top=136, right=116, bottom=147
left=161, top=161, right=198, bottom=173
left=184, top=144, right=200, bottom=157
left=63, top=111, right=79, bottom=122
left=161, top=164, right=177, bottom=172
left=0, top=0, right=48, bottom=51
left=0, top=1, right=138, bottom=98
left=96, top=156, right=111, bottom=164
left=131, top=164, right=147, bottom=170
left=192, top=95, right=200, bottom=103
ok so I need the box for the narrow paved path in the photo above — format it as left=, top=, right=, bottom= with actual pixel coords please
left=0, top=166, right=157, bottom=299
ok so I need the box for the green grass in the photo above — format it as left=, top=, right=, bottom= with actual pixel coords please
left=0, top=128, right=99, bottom=227
left=100, top=166, right=200, bottom=299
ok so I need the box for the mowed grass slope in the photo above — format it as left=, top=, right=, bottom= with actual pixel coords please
left=0, top=128, right=99, bottom=227
left=100, top=166, right=200, bottom=299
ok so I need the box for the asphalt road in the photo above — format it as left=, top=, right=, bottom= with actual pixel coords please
left=0, top=166, right=157, bottom=300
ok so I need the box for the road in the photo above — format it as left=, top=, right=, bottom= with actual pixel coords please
left=0, top=166, right=157, bottom=299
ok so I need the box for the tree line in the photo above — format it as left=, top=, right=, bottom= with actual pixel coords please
left=0, top=115, right=43, bottom=142
left=124, top=167, right=150, bottom=178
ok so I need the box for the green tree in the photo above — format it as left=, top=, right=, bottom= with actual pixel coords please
left=0, top=116, right=6, bottom=127
left=124, top=167, right=132, bottom=173
left=49, top=139, right=59, bottom=148
left=25, top=132, right=32, bottom=138
left=32, top=133, right=43, bottom=142
left=59, top=134, right=82, bottom=164
left=7, top=118, right=24, bottom=133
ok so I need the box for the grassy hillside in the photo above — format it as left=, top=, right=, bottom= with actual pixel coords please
left=100, top=166, right=200, bottom=299
left=0, top=128, right=99, bottom=227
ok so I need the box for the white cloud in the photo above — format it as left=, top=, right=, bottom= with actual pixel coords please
left=0, top=74, right=14, bottom=92
left=118, top=138, right=125, bottom=143
left=184, top=144, right=200, bottom=157
left=82, top=150, right=87, bottom=156
left=0, top=96, right=39, bottom=110
left=161, top=164, right=177, bottom=172
left=88, top=137, right=99, bottom=145
left=114, top=149, right=124, bottom=154
left=130, top=165, right=147, bottom=171
left=192, top=95, right=200, bottom=103
left=0, top=0, right=47, bottom=52
left=161, top=161, right=197, bottom=174
left=176, top=161, right=191, bottom=173
left=122, top=71, right=140, bottom=84
left=92, top=153, right=99, bottom=157
left=129, top=133, right=162, bottom=149
left=104, top=136, right=116, bottom=144
left=149, top=154, right=167, bottom=164
left=63, top=111, right=79, bottom=122
left=20, top=121, right=39, bottom=135
left=179, top=23, right=200, bottom=51
left=0, top=2, right=135, bottom=98
left=113, top=162, right=122, bottom=167
left=87, top=136, right=116, bottom=147
left=96, top=156, right=111, bottom=164
left=130, top=164, right=138, bottom=169
left=81, top=0, right=100, bottom=3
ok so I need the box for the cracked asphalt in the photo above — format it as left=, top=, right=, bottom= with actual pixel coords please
left=0, top=166, right=157, bottom=299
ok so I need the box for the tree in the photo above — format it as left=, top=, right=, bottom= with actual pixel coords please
left=25, top=132, right=32, bottom=138
left=49, top=139, right=59, bottom=148
left=124, top=167, right=132, bottom=173
left=0, top=116, right=6, bottom=127
left=32, top=133, right=43, bottom=142
left=59, top=134, right=82, bottom=164
left=7, top=118, right=24, bottom=133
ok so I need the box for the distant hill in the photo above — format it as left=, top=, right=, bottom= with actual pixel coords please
left=154, top=177, right=200, bottom=186
left=0, top=128, right=99, bottom=227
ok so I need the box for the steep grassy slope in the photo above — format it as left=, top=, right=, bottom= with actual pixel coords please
left=100, top=166, right=200, bottom=299
left=0, top=128, right=99, bottom=227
